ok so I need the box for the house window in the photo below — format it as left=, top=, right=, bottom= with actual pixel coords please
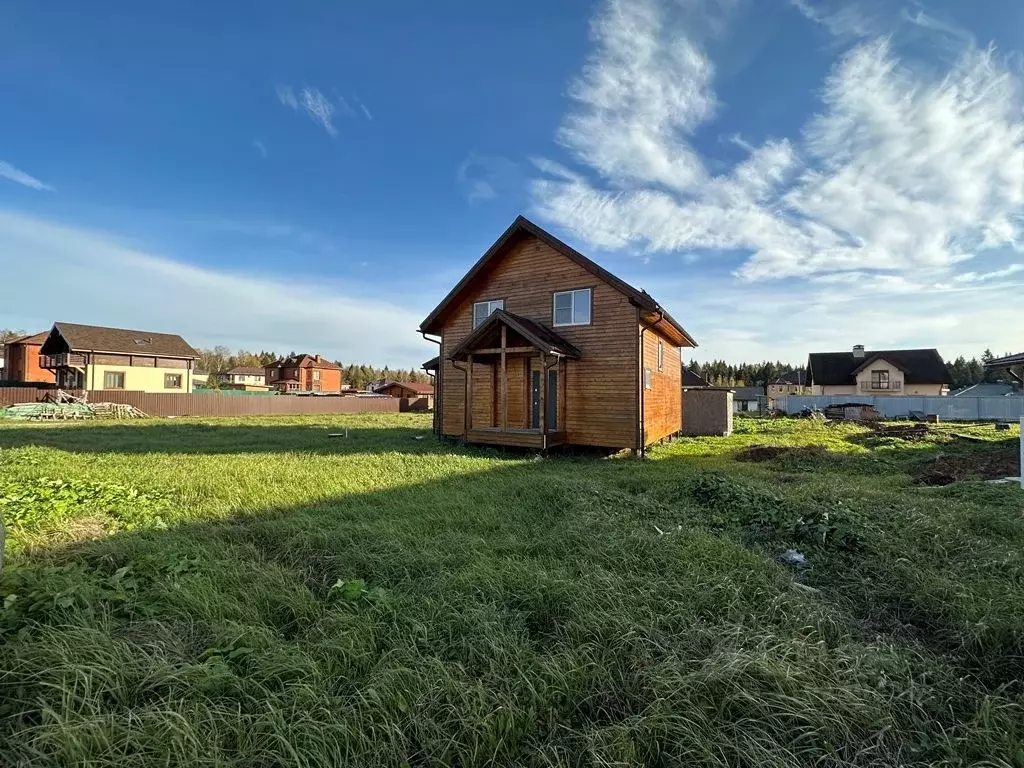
left=103, top=371, right=125, bottom=389
left=313, top=369, right=320, bottom=381
left=644, top=367, right=652, bottom=390
left=269, top=369, right=277, bottom=379
left=553, top=288, right=591, bottom=326
left=164, top=373, right=182, bottom=389
left=657, top=340, right=664, bottom=372
left=870, top=370, right=889, bottom=389
left=472, top=299, right=504, bottom=329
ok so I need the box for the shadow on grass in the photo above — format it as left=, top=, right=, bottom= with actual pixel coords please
left=0, top=421, right=516, bottom=458
left=2, top=435, right=1023, bottom=765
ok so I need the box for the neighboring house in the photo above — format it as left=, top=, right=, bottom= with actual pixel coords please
left=950, top=383, right=1020, bottom=397
left=767, top=369, right=809, bottom=400
left=219, top=366, right=267, bottom=387
left=192, top=370, right=209, bottom=387
left=807, top=345, right=951, bottom=396
left=733, top=386, right=765, bottom=413
left=985, top=351, right=1024, bottom=386
left=2, top=331, right=55, bottom=384
left=38, top=322, right=198, bottom=393
left=373, top=380, right=435, bottom=398
left=418, top=216, right=697, bottom=451
left=683, top=368, right=711, bottom=388
left=265, top=354, right=342, bottom=392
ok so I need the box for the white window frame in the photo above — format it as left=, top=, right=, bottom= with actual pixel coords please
left=657, top=340, right=664, bottom=372
left=472, top=299, right=505, bottom=329
left=552, top=288, right=592, bottom=327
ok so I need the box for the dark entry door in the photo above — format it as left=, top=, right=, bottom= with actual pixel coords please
left=530, top=369, right=558, bottom=429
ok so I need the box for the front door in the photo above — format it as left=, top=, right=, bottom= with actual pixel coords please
left=530, top=369, right=558, bottom=430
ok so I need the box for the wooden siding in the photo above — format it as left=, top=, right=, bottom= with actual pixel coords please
left=440, top=234, right=640, bottom=449
left=641, top=328, right=682, bottom=444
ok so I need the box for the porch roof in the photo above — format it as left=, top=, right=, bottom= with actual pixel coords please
left=446, top=310, right=582, bottom=361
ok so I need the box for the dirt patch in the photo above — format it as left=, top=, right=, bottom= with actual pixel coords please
left=914, top=447, right=1020, bottom=486
left=736, top=444, right=829, bottom=463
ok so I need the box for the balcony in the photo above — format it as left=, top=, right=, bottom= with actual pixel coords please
left=860, top=380, right=902, bottom=392
left=39, top=353, right=87, bottom=369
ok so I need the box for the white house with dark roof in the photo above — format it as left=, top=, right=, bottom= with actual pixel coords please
left=807, top=345, right=951, bottom=397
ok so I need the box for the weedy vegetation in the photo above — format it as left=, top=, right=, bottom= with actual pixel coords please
left=0, top=413, right=1021, bottom=766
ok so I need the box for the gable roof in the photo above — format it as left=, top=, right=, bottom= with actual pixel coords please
left=807, top=349, right=951, bottom=386
left=772, top=369, right=806, bottom=386
left=41, top=322, right=198, bottom=358
left=422, top=356, right=439, bottom=372
left=683, top=368, right=711, bottom=387
left=268, top=354, right=341, bottom=370
left=418, top=216, right=696, bottom=347
left=226, top=366, right=266, bottom=376
left=446, top=309, right=582, bottom=361
left=4, top=331, right=49, bottom=346
left=375, top=380, right=434, bottom=395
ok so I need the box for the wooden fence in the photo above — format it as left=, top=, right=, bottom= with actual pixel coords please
left=0, top=388, right=427, bottom=418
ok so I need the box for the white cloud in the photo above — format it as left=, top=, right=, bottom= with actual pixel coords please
left=275, top=84, right=338, bottom=137
left=456, top=153, right=520, bottom=204
left=789, top=0, right=883, bottom=40
left=530, top=0, right=1024, bottom=360
left=252, top=140, right=268, bottom=159
left=533, top=0, right=1024, bottom=282
left=0, top=160, right=53, bottom=191
left=0, top=210, right=433, bottom=367
left=299, top=87, right=337, bottom=137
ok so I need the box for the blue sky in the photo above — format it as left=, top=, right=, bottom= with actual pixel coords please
left=2, top=0, right=1023, bottom=367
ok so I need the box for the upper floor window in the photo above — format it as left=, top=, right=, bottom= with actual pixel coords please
left=870, top=370, right=889, bottom=389
left=473, top=299, right=504, bottom=329
left=313, top=369, right=321, bottom=381
left=657, top=340, right=664, bottom=372
left=553, top=288, right=591, bottom=326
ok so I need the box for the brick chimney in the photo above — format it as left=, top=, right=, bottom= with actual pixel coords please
left=314, top=354, right=321, bottom=364
left=852, top=344, right=865, bottom=359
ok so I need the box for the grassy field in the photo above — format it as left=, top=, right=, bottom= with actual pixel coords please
left=0, top=413, right=1022, bottom=767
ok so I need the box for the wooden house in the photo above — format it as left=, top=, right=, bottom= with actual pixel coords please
left=418, top=216, right=696, bottom=450
left=373, top=380, right=434, bottom=398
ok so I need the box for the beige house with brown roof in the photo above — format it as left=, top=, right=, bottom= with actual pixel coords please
left=39, top=322, right=199, bottom=393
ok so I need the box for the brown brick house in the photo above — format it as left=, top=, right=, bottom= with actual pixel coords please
left=2, top=332, right=55, bottom=384
left=418, top=216, right=696, bottom=451
left=265, top=354, right=342, bottom=392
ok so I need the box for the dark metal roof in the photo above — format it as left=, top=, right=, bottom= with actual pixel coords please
left=807, top=349, right=951, bottom=386
left=733, top=386, right=765, bottom=400
left=772, top=369, right=807, bottom=386
left=987, top=351, right=1024, bottom=367
left=446, top=309, right=582, bottom=361
left=374, top=380, right=434, bottom=394
left=41, top=322, right=198, bottom=358
left=683, top=368, right=711, bottom=387
left=419, top=216, right=696, bottom=347
left=422, top=356, right=439, bottom=371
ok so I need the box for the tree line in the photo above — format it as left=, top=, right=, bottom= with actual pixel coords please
left=194, top=346, right=430, bottom=390
left=689, top=350, right=1016, bottom=391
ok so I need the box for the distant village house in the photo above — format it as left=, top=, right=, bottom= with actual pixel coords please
left=807, top=345, right=951, bottom=396
left=265, top=354, right=342, bottom=393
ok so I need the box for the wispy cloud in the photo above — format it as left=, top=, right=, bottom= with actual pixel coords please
left=0, top=210, right=433, bottom=366
left=0, top=160, right=53, bottom=191
left=789, top=0, right=883, bottom=40
left=275, top=84, right=338, bottom=137
left=456, top=153, right=520, bottom=204
left=531, top=0, right=1024, bottom=360
left=252, top=140, right=268, bottom=159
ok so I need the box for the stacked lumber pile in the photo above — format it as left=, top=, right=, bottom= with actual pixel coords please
left=1, top=390, right=148, bottom=420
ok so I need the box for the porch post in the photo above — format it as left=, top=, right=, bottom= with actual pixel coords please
left=465, top=353, right=473, bottom=435
left=500, top=326, right=508, bottom=432
left=538, top=354, right=546, bottom=437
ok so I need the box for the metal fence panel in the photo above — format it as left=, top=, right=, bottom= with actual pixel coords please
left=776, top=394, right=1024, bottom=421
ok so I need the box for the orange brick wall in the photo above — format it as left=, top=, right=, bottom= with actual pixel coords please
left=3, top=342, right=55, bottom=383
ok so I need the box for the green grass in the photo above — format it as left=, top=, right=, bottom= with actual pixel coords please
left=1, top=414, right=1022, bottom=766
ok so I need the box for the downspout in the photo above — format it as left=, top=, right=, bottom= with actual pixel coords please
left=451, top=358, right=469, bottom=439
left=421, top=331, right=441, bottom=436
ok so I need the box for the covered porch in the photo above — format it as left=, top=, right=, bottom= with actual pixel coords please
left=448, top=310, right=581, bottom=450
